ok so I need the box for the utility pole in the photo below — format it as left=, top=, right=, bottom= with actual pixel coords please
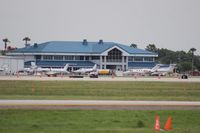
left=189, top=48, right=196, bottom=76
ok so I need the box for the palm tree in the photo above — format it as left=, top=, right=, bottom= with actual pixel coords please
left=2, top=38, right=10, bottom=50
left=189, top=48, right=197, bottom=54
left=189, top=48, right=197, bottom=74
left=145, top=44, right=157, bottom=52
left=130, top=43, right=137, bottom=48
left=23, top=37, right=31, bottom=45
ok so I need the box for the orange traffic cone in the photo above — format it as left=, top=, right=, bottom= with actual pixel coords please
left=32, top=84, right=35, bottom=94
left=112, top=73, right=114, bottom=79
left=17, top=73, right=19, bottom=78
left=164, top=116, right=172, bottom=131
left=154, top=115, right=160, bottom=131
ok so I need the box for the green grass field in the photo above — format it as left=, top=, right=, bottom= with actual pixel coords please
left=0, top=109, right=199, bottom=133
left=1, top=81, right=200, bottom=133
left=0, top=80, right=200, bottom=100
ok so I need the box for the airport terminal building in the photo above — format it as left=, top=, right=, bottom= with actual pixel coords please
left=7, top=40, right=158, bottom=71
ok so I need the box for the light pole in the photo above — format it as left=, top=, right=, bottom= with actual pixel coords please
left=189, top=48, right=196, bottom=76
left=192, top=55, right=194, bottom=74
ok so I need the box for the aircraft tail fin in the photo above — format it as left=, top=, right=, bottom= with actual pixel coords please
left=164, top=116, right=172, bottom=131
left=151, top=64, right=160, bottom=71
left=154, top=115, right=160, bottom=131
left=63, top=64, right=69, bottom=71
left=92, top=64, right=97, bottom=70
left=31, top=62, right=37, bottom=69
left=31, top=62, right=36, bottom=66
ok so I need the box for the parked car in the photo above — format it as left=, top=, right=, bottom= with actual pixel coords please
left=181, top=74, right=188, bottom=79
left=89, top=71, right=98, bottom=78
left=14, top=70, right=28, bottom=76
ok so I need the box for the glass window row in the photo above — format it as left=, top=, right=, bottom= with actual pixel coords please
left=42, top=55, right=100, bottom=61
left=42, top=55, right=154, bottom=62
left=128, top=57, right=154, bottom=62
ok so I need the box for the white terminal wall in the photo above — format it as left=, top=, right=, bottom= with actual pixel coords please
left=0, top=56, right=24, bottom=73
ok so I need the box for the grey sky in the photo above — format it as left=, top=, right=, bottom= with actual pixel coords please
left=1, top=0, right=200, bottom=55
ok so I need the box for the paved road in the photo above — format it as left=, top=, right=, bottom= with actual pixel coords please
left=0, top=75, right=200, bottom=82
left=0, top=100, right=200, bottom=110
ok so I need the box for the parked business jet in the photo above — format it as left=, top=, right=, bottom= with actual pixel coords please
left=123, top=64, right=160, bottom=76
left=0, top=66, right=5, bottom=71
left=22, top=68, right=34, bottom=73
left=0, top=67, right=4, bottom=71
left=21, top=62, right=48, bottom=74
left=151, top=64, right=176, bottom=76
left=0, top=64, right=8, bottom=72
left=36, top=67, right=51, bottom=72
left=73, top=64, right=97, bottom=75
left=27, top=62, right=69, bottom=76
left=27, top=62, right=50, bottom=72
left=45, top=64, right=70, bottom=77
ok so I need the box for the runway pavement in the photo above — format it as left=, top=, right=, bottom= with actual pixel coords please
left=0, top=75, right=200, bottom=82
left=0, top=100, right=200, bottom=110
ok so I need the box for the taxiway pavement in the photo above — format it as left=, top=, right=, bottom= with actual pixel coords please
left=0, top=75, right=200, bottom=82
left=0, top=100, right=200, bottom=110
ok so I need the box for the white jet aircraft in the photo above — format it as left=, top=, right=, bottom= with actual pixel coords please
left=27, top=62, right=50, bottom=73
left=73, top=64, right=97, bottom=75
left=123, top=64, right=160, bottom=76
left=36, top=67, right=51, bottom=72
left=45, top=64, right=70, bottom=77
left=0, top=64, right=8, bottom=72
left=26, top=62, right=69, bottom=76
left=151, top=64, right=176, bottom=76
left=22, top=62, right=36, bottom=73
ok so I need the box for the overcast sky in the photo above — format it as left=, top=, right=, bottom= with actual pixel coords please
left=0, top=0, right=200, bottom=55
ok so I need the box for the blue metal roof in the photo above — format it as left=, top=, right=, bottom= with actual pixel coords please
left=116, top=43, right=154, bottom=55
left=12, top=41, right=157, bottom=55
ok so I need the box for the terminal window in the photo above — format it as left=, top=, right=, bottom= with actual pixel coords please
left=144, top=57, right=153, bottom=62
left=43, top=55, right=53, bottom=60
left=54, top=55, right=63, bottom=60
left=134, top=57, right=143, bottom=62
left=64, top=56, right=74, bottom=60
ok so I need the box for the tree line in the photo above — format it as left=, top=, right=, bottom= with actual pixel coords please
left=142, top=44, right=199, bottom=72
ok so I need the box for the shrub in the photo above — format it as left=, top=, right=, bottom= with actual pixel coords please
left=137, top=120, right=145, bottom=128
